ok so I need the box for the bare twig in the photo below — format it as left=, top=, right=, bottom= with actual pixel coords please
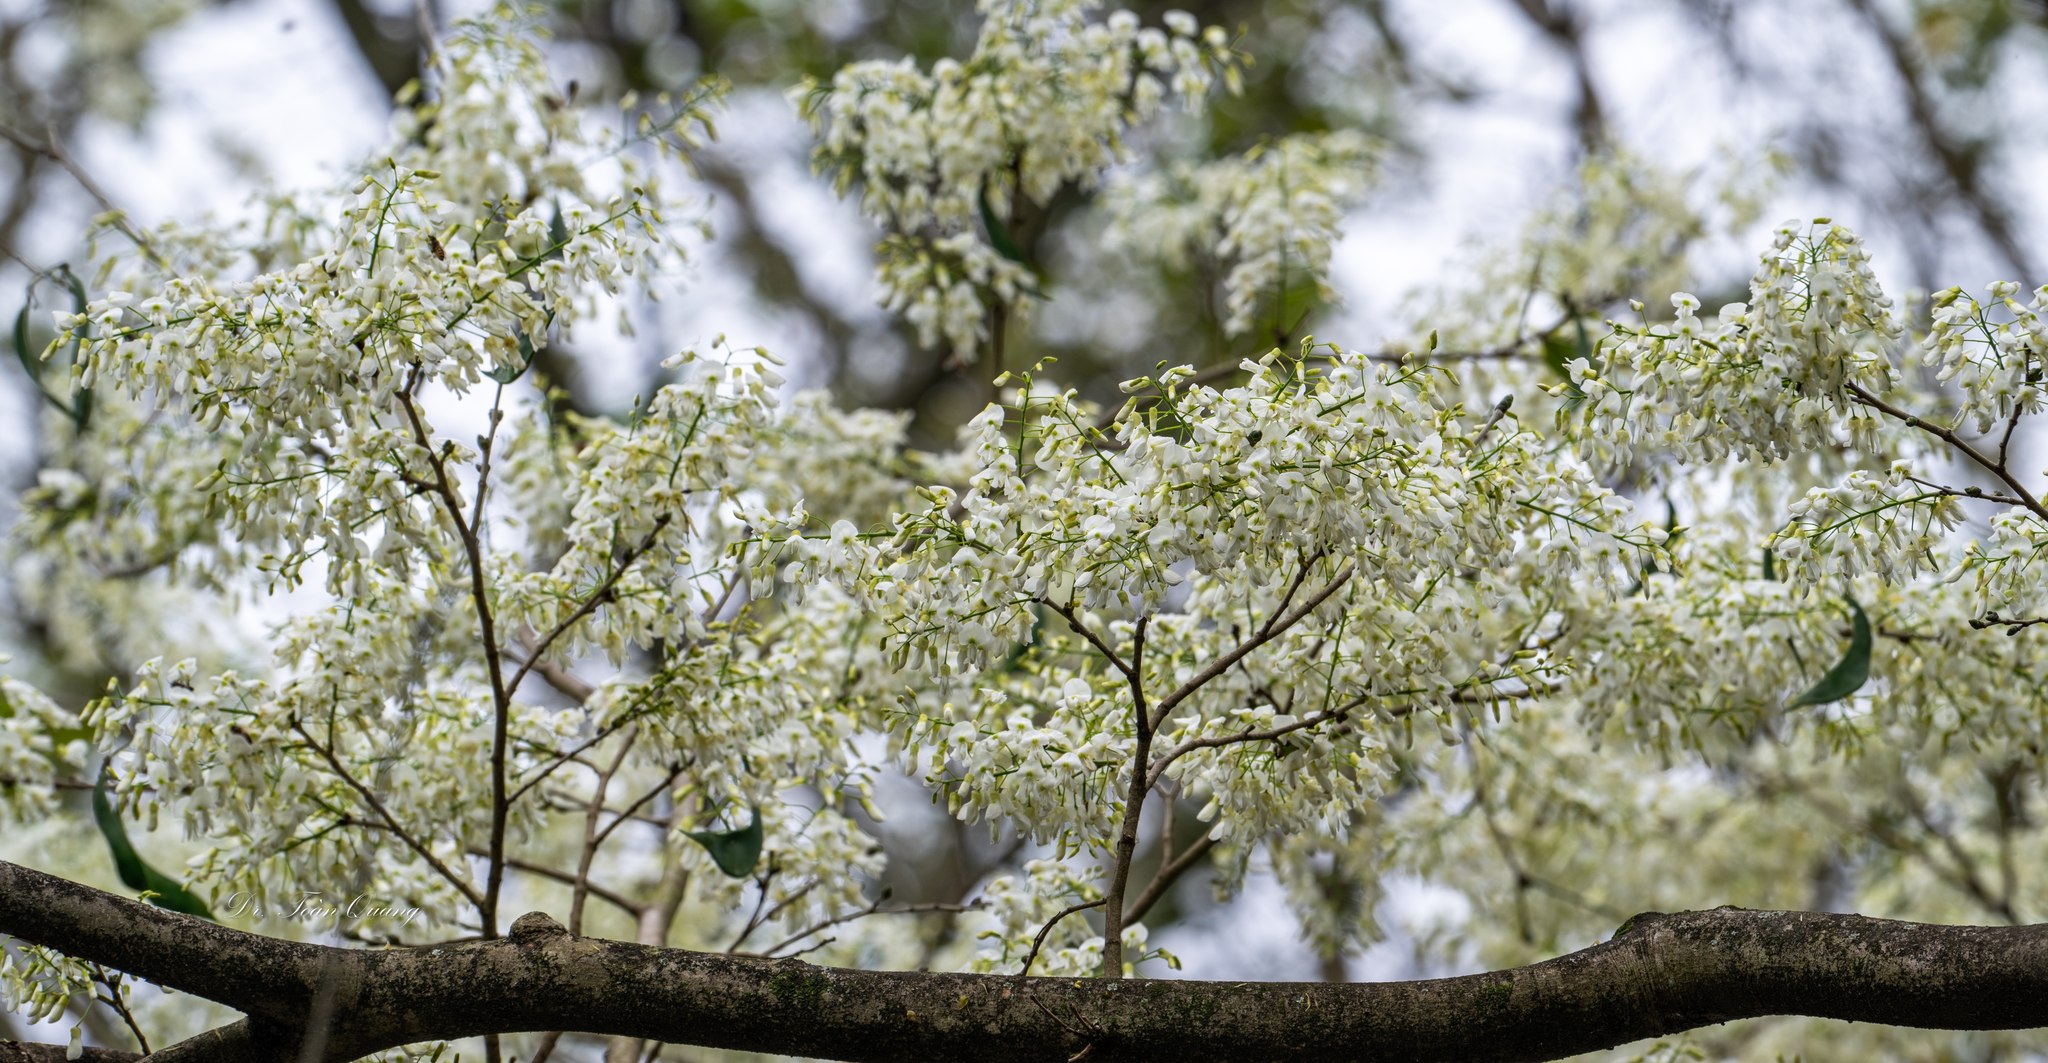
left=291, top=721, right=483, bottom=908
left=395, top=372, right=515, bottom=934
left=86, top=963, right=148, bottom=1054
left=570, top=726, right=641, bottom=936
left=758, top=898, right=982, bottom=958
left=467, top=848, right=641, bottom=918
left=1148, top=557, right=1356, bottom=733
left=1018, top=898, right=1105, bottom=977
left=1121, top=832, right=1218, bottom=926
left=1845, top=383, right=2048, bottom=520
left=0, top=122, right=165, bottom=267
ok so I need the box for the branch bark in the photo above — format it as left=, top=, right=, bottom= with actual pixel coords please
left=10, top=861, right=2048, bottom=1062
left=0, top=1045, right=140, bottom=1062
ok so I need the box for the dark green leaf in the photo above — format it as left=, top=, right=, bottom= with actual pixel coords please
left=1542, top=318, right=1592, bottom=402
left=487, top=326, right=539, bottom=384
left=12, top=303, right=34, bottom=385
left=1789, top=597, right=1872, bottom=707
left=1762, top=546, right=1777, bottom=582
left=978, top=189, right=1029, bottom=267
left=488, top=307, right=555, bottom=385
left=14, top=301, right=72, bottom=419
left=1540, top=329, right=1576, bottom=382
left=685, top=804, right=764, bottom=878
left=64, top=271, right=92, bottom=426
left=94, top=768, right=214, bottom=918
left=546, top=207, right=571, bottom=263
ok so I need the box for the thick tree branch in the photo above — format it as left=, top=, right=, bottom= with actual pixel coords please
left=0, top=1045, right=140, bottom=1062
left=11, top=860, right=2048, bottom=1061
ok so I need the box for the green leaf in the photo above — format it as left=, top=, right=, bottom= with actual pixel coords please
left=685, top=804, right=764, bottom=878
left=1789, top=597, right=1872, bottom=707
left=60, top=269, right=92, bottom=427
left=488, top=307, right=555, bottom=385
left=546, top=206, right=571, bottom=263
left=978, top=188, right=1029, bottom=266
left=1541, top=317, right=1592, bottom=403
left=1761, top=546, right=1777, bottom=582
left=14, top=301, right=72, bottom=420
left=93, top=769, right=214, bottom=919
left=487, top=326, right=539, bottom=385
left=1540, top=328, right=1577, bottom=381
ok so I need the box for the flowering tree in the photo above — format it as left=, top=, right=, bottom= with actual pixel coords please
left=4, top=3, right=2048, bottom=1062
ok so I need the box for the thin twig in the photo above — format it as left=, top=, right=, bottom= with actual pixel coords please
left=1018, top=898, right=1105, bottom=977
left=1121, top=832, right=1218, bottom=926
left=0, top=122, right=165, bottom=267
left=1148, top=558, right=1356, bottom=733
left=1039, top=599, right=1135, bottom=680
left=1846, top=382, right=2048, bottom=519
left=758, top=898, right=981, bottom=958
left=506, top=515, right=673, bottom=701
left=469, top=849, right=641, bottom=918
left=570, top=726, right=640, bottom=936
left=292, top=721, right=483, bottom=907
left=395, top=372, right=515, bottom=933
left=86, top=963, right=148, bottom=1053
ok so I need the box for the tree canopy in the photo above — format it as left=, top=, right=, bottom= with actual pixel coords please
left=4, top=2, right=2048, bottom=1061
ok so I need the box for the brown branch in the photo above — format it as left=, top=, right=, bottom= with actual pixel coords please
left=1038, top=599, right=1135, bottom=680
left=291, top=721, right=483, bottom=909
left=504, top=645, right=596, bottom=703
left=14, top=860, right=2048, bottom=1062
left=0, top=1044, right=141, bottom=1062
left=1147, top=704, right=1356, bottom=790
left=0, top=122, right=164, bottom=267
left=569, top=726, right=640, bottom=936
left=505, top=515, right=673, bottom=702
left=1845, top=383, right=2048, bottom=519
left=1121, top=832, right=1218, bottom=926
left=505, top=717, right=637, bottom=807
left=757, top=898, right=982, bottom=959
left=464, top=848, right=641, bottom=920
left=1019, top=898, right=1105, bottom=978
left=1148, top=558, right=1356, bottom=733
left=396, top=375, right=514, bottom=935
left=1098, top=616, right=1150, bottom=978
left=591, top=768, right=681, bottom=848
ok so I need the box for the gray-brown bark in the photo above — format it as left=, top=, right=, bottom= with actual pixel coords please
left=5, top=859, right=2048, bottom=1063
left=0, top=1046, right=140, bottom=1062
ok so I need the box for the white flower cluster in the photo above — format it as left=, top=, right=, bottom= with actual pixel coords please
left=1953, top=510, right=2048, bottom=625
left=496, top=352, right=787, bottom=663
left=0, top=677, right=92, bottom=824
left=83, top=579, right=523, bottom=929
left=1770, top=463, right=1965, bottom=587
left=44, top=12, right=717, bottom=601
left=781, top=349, right=1659, bottom=860
left=873, top=232, right=1039, bottom=356
left=1106, top=130, right=1379, bottom=336
left=1922, top=280, right=2048, bottom=433
left=1569, top=220, right=1902, bottom=468
left=16, top=10, right=916, bottom=953
left=1563, top=569, right=1844, bottom=755
left=968, top=857, right=1128, bottom=976
left=795, top=0, right=1237, bottom=360
left=0, top=943, right=94, bottom=1027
